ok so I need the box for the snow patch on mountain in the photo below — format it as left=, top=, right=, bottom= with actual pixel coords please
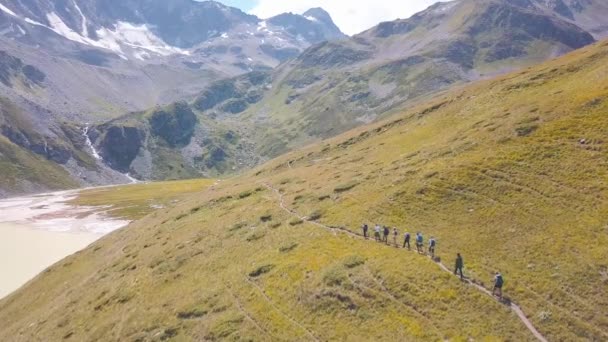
left=96, top=22, right=190, bottom=57
left=44, top=11, right=188, bottom=59
left=47, top=12, right=92, bottom=45
left=24, top=17, right=46, bottom=27
left=73, top=1, right=88, bottom=37
left=0, top=3, right=17, bottom=17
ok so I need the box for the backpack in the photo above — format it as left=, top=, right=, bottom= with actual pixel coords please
left=496, top=275, right=504, bottom=286
left=430, top=239, right=436, bottom=247
left=417, top=235, right=423, bottom=243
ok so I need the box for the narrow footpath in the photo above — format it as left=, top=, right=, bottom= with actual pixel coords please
left=262, top=181, right=549, bottom=342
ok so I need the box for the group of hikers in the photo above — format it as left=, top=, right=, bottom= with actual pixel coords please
left=361, top=223, right=504, bottom=299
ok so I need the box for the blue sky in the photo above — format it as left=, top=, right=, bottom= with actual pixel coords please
left=216, top=0, right=443, bottom=35
left=217, top=0, right=256, bottom=11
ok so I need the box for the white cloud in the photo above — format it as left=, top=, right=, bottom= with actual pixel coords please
left=250, top=0, right=444, bottom=35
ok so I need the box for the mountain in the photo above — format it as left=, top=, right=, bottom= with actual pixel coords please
left=2, top=38, right=607, bottom=341
left=1, top=0, right=606, bottom=197
left=243, top=0, right=598, bottom=153
left=85, top=0, right=604, bottom=183
left=523, top=0, right=608, bottom=38
left=0, top=0, right=345, bottom=196
left=0, top=0, right=344, bottom=118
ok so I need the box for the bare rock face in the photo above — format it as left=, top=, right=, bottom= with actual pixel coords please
left=148, top=102, right=197, bottom=147
left=97, top=125, right=145, bottom=173
left=0, top=51, right=45, bottom=87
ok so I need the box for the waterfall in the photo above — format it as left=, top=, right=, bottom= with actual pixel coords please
left=83, top=125, right=138, bottom=184
left=83, top=125, right=102, bottom=161
left=124, top=173, right=138, bottom=184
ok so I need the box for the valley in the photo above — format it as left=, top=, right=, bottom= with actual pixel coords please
left=1, top=36, right=607, bottom=341
left=0, top=178, right=214, bottom=299
left=0, top=0, right=607, bottom=341
left=2, top=0, right=608, bottom=196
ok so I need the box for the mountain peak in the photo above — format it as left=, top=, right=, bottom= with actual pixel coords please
left=303, top=7, right=333, bottom=23
left=266, top=8, right=346, bottom=43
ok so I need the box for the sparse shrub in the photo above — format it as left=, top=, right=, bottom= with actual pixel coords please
left=230, top=222, right=247, bottom=231
left=239, top=190, right=253, bottom=199
left=270, top=222, right=282, bottom=229
left=279, top=243, right=298, bottom=253
left=424, top=171, right=438, bottom=179
left=308, top=210, right=323, bottom=221
left=260, top=214, right=272, bottom=222
left=334, top=181, right=359, bottom=193
left=280, top=178, right=291, bottom=185
left=175, top=213, right=188, bottom=221
left=206, top=316, right=243, bottom=340
left=516, top=124, right=539, bottom=137
left=177, top=308, right=207, bottom=319
left=160, top=327, right=179, bottom=340
left=246, top=231, right=266, bottom=242
left=249, top=264, right=274, bottom=277
left=289, top=218, right=304, bottom=226
left=538, top=310, right=552, bottom=322
left=318, top=195, right=331, bottom=201
left=343, top=255, right=365, bottom=269
left=323, top=266, right=347, bottom=286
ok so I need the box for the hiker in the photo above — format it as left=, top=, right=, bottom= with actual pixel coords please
left=392, top=227, right=398, bottom=247
left=493, top=272, right=504, bottom=299
left=454, top=253, right=464, bottom=280
left=428, top=237, right=436, bottom=257
left=383, top=226, right=390, bottom=244
left=362, top=224, right=369, bottom=239
left=415, top=232, right=424, bottom=253
left=403, top=232, right=411, bottom=249
left=374, top=224, right=381, bottom=242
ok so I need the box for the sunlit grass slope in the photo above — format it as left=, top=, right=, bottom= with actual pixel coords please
left=71, top=179, right=217, bottom=220
left=2, top=40, right=608, bottom=341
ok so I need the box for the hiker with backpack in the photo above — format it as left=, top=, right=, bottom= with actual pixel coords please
left=416, top=232, right=424, bottom=253
left=403, top=232, right=411, bottom=249
left=374, top=224, right=381, bottom=242
left=428, top=237, right=436, bottom=257
left=493, top=272, right=504, bottom=299
left=392, top=227, right=398, bottom=247
left=454, top=253, right=464, bottom=280
left=383, top=226, right=390, bottom=244
left=362, top=224, right=369, bottom=239
left=403, top=232, right=411, bottom=250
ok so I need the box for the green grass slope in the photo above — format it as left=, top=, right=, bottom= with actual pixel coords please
left=0, top=135, right=79, bottom=196
left=1, top=40, right=608, bottom=341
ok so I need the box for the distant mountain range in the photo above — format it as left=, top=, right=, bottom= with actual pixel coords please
left=0, top=0, right=345, bottom=118
left=0, top=0, right=607, bottom=196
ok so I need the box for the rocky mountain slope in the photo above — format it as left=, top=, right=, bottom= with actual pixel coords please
left=0, top=0, right=345, bottom=196
left=0, top=0, right=344, bottom=118
left=2, top=38, right=607, bottom=341
left=240, top=0, right=599, bottom=154
left=85, top=0, right=606, bottom=182
left=526, top=0, right=608, bottom=38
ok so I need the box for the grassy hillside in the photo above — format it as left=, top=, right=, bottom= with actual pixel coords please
left=0, top=135, right=79, bottom=196
left=71, top=179, right=217, bottom=220
left=1, top=40, right=608, bottom=341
